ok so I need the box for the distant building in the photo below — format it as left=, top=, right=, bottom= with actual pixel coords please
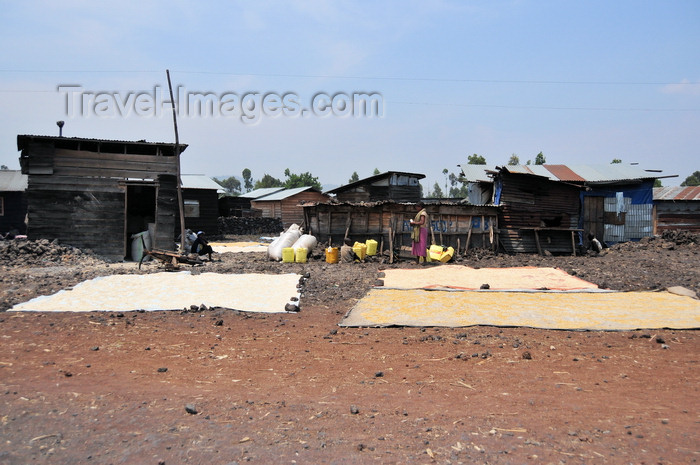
left=0, top=170, right=28, bottom=236
left=180, top=174, right=225, bottom=236
left=325, top=171, right=425, bottom=203
left=653, top=186, right=700, bottom=233
left=250, top=186, right=330, bottom=229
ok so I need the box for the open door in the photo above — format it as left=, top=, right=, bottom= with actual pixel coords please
left=125, top=183, right=157, bottom=260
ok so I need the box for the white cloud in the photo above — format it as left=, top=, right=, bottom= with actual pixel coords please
left=661, top=79, right=700, bottom=96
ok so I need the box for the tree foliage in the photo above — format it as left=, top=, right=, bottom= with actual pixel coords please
left=467, top=153, right=486, bottom=165
left=373, top=168, right=380, bottom=175
left=611, top=158, right=622, bottom=164
left=654, top=179, right=663, bottom=188
left=681, top=170, right=700, bottom=186
left=254, top=174, right=284, bottom=189
left=508, top=154, right=519, bottom=165
left=0, top=164, right=8, bottom=170
left=283, top=168, right=322, bottom=190
left=428, top=182, right=444, bottom=198
left=348, top=171, right=360, bottom=183
left=214, top=176, right=241, bottom=194
left=242, top=168, right=253, bottom=192
left=448, top=172, right=469, bottom=198
left=534, top=152, right=546, bottom=165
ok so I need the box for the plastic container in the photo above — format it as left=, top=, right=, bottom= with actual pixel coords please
left=352, top=242, right=367, bottom=260
left=130, top=231, right=151, bottom=262
left=325, top=247, right=339, bottom=264
left=282, top=247, right=295, bottom=263
left=365, top=239, right=378, bottom=256
left=439, top=246, right=455, bottom=263
left=295, top=247, right=308, bottom=263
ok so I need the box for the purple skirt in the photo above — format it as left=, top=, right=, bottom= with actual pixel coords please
left=411, top=227, right=428, bottom=257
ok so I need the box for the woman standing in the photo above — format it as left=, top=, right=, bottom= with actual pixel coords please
left=410, top=203, right=429, bottom=264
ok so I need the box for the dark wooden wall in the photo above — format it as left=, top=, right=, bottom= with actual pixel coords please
left=655, top=201, right=700, bottom=233
left=304, top=203, right=498, bottom=253
left=19, top=138, right=181, bottom=259
left=497, top=173, right=581, bottom=254
left=180, top=188, right=219, bottom=235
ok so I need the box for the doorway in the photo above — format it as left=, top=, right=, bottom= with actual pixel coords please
left=125, top=184, right=157, bottom=259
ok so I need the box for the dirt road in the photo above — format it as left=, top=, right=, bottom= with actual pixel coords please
left=1, top=232, right=698, bottom=464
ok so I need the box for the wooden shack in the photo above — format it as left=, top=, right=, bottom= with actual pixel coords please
left=302, top=201, right=499, bottom=257
left=325, top=171, right=424, bottom=203
left=0, top=170, right=28, bottom=236
left=250, top=187, right=330, bottom=229
left=494, top=168, right=583, bottom=255
left=18, top=135, right=186, bottom=260
left=653, top=186, right=700, bottom=233
left=180, top=174, right=223, bottom=236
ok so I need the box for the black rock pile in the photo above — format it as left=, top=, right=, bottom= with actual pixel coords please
left=0, top=238, right=101, bottom=266
left=217, top=216, right=283, bottom=236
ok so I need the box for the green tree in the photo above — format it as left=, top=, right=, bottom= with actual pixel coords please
left=534, top=152, right=546, bottom=165
left=448, top=172, right=469, bottom=198
left=254, top=174, right=284, bottom=189
left=429, top=182, right=444, bottom=198
left=680, top=170, right=700, bottom=186
left=373, top=168, right=380, bottom=175
left=214, top=176, right=241, bottom=194
left=508, top=154, right=519, bottom=165
left=0, top=165, right=8, bottom=170
left=611, top=158, right=622, bottom=164
left=654, top=179, right=663, bottom=188
left=283, top=168, right=322, bottom=190
left=468, top=153, right=486, bottom=165
left=242, top=168, right=253, bottom=192
left=348, top=171, right=360, bottom=183
left=442, top=168, right=449, bottom=194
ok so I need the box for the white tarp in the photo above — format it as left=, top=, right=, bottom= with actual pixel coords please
left=10, top=272, right=301, bottom=313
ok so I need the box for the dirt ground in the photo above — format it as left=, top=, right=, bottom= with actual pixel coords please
left=0, top=232, right=698, bottom=464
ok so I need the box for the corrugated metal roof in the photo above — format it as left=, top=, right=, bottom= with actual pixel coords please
left=325, top=171, right=425, bottom=194
left=503, top=164, right=666, bottom=182
left=180, top=174, right=225, bottom=192
left=458, top=165, right=494, bottom=182
left=240, top=187, right=286, bottom=199
left=0, top=170, right=28, bottom=191
left=253, top=186, right=320, bottom=201
left=654, top=186, right=700, bottom=201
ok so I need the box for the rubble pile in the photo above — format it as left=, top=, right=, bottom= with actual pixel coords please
left=0, top=238, right=104, bottom=266
left=610, top=230, right=699, bottom=253
left=217, top=217, right=283, bottom=236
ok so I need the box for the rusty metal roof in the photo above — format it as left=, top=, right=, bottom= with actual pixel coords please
left=654, top=186, right=700, bottom=201
left=502, top=164, right=667, bottom=183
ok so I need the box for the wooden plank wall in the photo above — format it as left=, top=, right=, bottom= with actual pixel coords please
left=497, top=174, right=581, bottom=254
left=304, top=203, right=498, bottom=253
left=181, top=189, right=219, bottom=235
left=655, top=201, right=700, bottom=232
left=20, top=140, right=180, bottom=257
left=26, top=188, right=124, bottom=259
left=154, top=175, right=177, bottom=251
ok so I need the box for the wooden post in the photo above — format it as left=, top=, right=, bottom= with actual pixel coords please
left=481, top=215, right=486, bottom=248
left=534, top=229, right=544, bottom=256
left=571, top=230, right=576, bottom=256
left=166, top=70, right=185, bottom=254
left=344, top=213, right=352, bottom=241
left=465, top=216, right=473, bottom=253
left=388, top=215, right=394, bottom=264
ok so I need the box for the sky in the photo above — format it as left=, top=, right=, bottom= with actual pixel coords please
left=1, top=1, right=699, bottom=191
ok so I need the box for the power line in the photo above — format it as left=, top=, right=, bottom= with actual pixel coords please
left=0, top=69, right=695, bottom=86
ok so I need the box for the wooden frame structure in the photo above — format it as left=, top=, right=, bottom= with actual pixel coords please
left=18, top=135, right=187, bottom=260
left=302, top=201, right=498, bottom=260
